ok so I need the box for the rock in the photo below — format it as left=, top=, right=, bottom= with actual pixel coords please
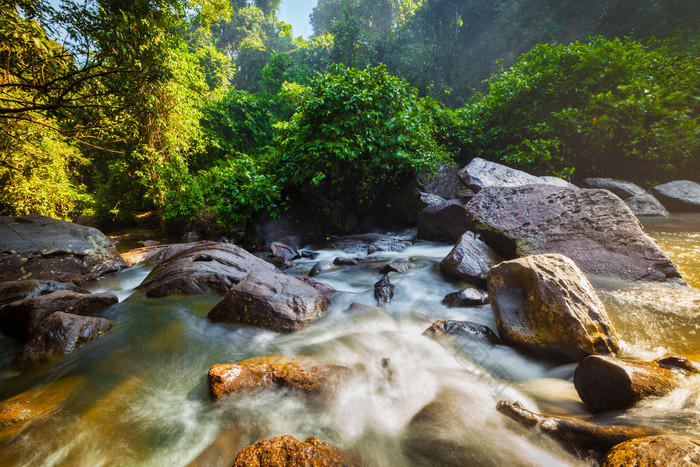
left=367, top=238, right=412, bottom=254
left=270, top=242, right=300, bottom=262
left=186, top=427, right=249, bottom=467
left=137, top=242, right=276, bottom=297
left=439, top=232, right=502, bottom=289
left=327, top=238, right=370, bottom=254
left=574, top=355, right=700, bottom=413
left=0, top=290, right=118, bottom=342
left=373, top=275, right=394, bottom=305
left=0, top=215, right=126, bottom=283
left=417, top=163, right=463, bottom=200
left=625, top=193, right=669, bottom=217
left=13, top=312, right=112, bottom=367
left=233, top=435, right=355, bottom=467
left=582, top=178, right=646, bottom=199
left=182, top=231, right=200, bottom=242
left=423, top=319, right=500, bottom=346
left=488, top=254, right=620, bottom=362
left=120, top=243, right=194, bottom=268
left=295, top=276, right=336, bottom=294
left=466, top=185, right=686, bottom=284
left=458, top=157, right=571, bottom=193
left=602, top=435, right=700, bottom=467
left=208, top=270, right=330, bottom=332
left=139, top=240, right=161, bottom=247
left=651, top=180, right=700, bottom=212
left=208, top=356, right=348, bottom=400
left=278, top=236, right=302, bottom=250
left=496, top=401, right=662, bottom=457
left=541, top=176, right=578, bottom=190
left=416, top=193, right=472, bottom=242
left=441, top=288, right=489, bottom=307
left=379, top=263, right=412, bottom=274
left=0, top=280, right=86, bottom=307
left=309, top=260, right=339, bottom=277
left=333, top=257, right=359, bottom=266
left=267, top=255, right=293, bottom=270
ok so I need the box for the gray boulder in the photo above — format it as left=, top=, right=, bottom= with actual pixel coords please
left=651, top=180, right=700, bottom=212
left=625, top=193, right=669, bottom=217
left=458, top=158, right=574, bottom=193
left=416, top=192, right=472, bottom=242
left=582, top=178, right=646, bottom=199
left=441, top=288, right=489, bottom=307
left=439, top=232, right=502, bottom=289
left=308, top=260, right=339, bottom=277
left=0, top=215, right=125, bottom=283
left=416, top=163, right=463, bottom=200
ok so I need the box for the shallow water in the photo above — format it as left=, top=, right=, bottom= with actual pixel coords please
left=0, top=216, right=698, bottom=466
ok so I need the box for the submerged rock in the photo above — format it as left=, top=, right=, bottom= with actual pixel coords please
left=137, top=242, right=276, bottom=297
left=309, top=260, right=339, bottom=277
left=441, top=288, right=489, bottom=307
left=423, top=319, right=500, bottom=346
left=439, top=232, right=502, bottom=289
left=582, top=178, right=646, bottom=199
left=378, top=262, right=412, bottom=275
left=574, top=355, right=700, bottom=413
left=233, top=435, right=355, bottom=467
left=458, top=158, right=573, bottom=193
left=208, top=356, right=348, bottom=400
left=467, top=185, right=686, bottom=284
left=208, top=270, right=330, bottom=332
left=651, top=180, right=700, bottom=212
left=373, top=274, right=394, bottom=305
left=602, top=435, right=700, bottom=467
left=488, top=254, right=620, bottom=362
left=416, top=193, right=472, bottom=242
left=0, top=215, right=125, bottom=283
left=625, top=193, right=669, bottom=217
left=367, top=238, right=412, bottom=254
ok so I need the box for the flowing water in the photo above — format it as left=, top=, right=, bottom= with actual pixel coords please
left=0, top=215, right=698, bottom=466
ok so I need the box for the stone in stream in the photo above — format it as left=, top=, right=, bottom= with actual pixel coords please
left=268, top=241, right=300, bottom=270
left=0, top=289, right=118, bottom=342
left=295, top=276, right=336, bottom=294
left=439, top=232, right=502, bottom=289
left=651, top=180, right=700, bottom=212
left=466, top=185, right=686, bottom=285
left=624, top=193, right=669, bottom=217
left=441, top=288, right=489, bottom=307
left=308, top=260, right=339, bottom=277
left=333, top=257, right=359, bottom=266
left=12, top=312, right=112, bottom=367
left=573, top=355, right=700, bottom=413
left=137, top=242, right=277, bottom=297
left=423, top=319, right=500, bottom=346
left=488, top=254, right=620, bottom=362
left=581, top=177, right=647, bottom=199
left=120, top=243, right=193, bottom=268
left=458, top=157, right=575, bottom=193
left=602, top=435, right=700, bottom=467
left=233, top=435, right=356, bottom=467
left=0, top=279, right=87, bottom=307
left=0, top=214, right=126, bottom=283
left=208, top=356, right=348, bottom=400
left=416, top=192, right=473, bottom=242
left=373, top=274, right=394, bottom=305
left=207, top=270, right=330, bottom=332
left=379, top=262, right=412, bottom=275
left=367, top=238, right=412, bottom=254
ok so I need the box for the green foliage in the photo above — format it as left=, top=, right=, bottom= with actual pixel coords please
left=272, top=65, right=447, bottom=219
left=461, top=37, right=700, bottom=180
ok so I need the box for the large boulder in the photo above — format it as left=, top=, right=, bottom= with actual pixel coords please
left=120, top=243, right=193, bottom=268
left=416, top=163, right=463, bottom=200
left=208, top=356, right=348, bottom=400
left=0, top=289, right=117, bottom=342
left=625, top=193, right=669, bottom=217
left=0, top=280, right=86, bottom=307
left=488, top=254, right=620, bottom=362
left=416, top=193, right=472, bottom=242
left=458, top=158, right=574, bottom=193
left=137, top=242, right=276, bottom=297
left=439, top=232, right=502, bottom=289
left=207, top=270, right=330, bottom=332
left=233, top=435, right=355, bottom=467
left=466, top=185, right=686, bottom=284
left=0, top=215, right=125, bottom=283
left=651, top=180, right=700, bottom=212
left=574, top=355, right=700, bottom=413
left=602, top=435, right=700, bottom=467
left=581, top=178, right=646, bottom=199
left=13, top=312, right=112, bottom=367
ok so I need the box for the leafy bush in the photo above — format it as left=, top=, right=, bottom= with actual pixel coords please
left=462, top=36, right=700, bottom=181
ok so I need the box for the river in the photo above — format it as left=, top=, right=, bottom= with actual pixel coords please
left=0, top=214, right=698, bottom=466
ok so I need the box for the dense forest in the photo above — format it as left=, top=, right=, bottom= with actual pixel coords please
left=1, top=0, right=698, bottom=233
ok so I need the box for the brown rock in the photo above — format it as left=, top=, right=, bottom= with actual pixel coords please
left=295, top=276, right=336, bottom=294
left=574, top=355, right=700, bottom=413
left=423, top=319, right=500, bottom=346
left=439, top=232, right=502, bottom=289
left=120, top=243, right=192, bottom=268
left=208, top=356, right=348, bottom=400
left=333, top=257, right=359, bottom=266
left=309, top=260, right=339, bottom=277
left=0, top=279, right=86, bottom=307
left=378, top=263, right=412, bottom=274
left=441, top=288, right=489, bottom=307
left=488, top=254, right=620, bottom=362
left=602, top=435, right=700, bottom=466
left=233, top=435, right=355, bottom=467
left=416, top=193, right=472, bottom=243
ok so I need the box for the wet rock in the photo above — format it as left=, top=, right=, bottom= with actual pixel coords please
left=651, top=180, right=700, bottom=212
left=295, top=276, right=336, bottom=294
left=0, top=280, right=86, bottom=307
left=417, top=163, right=463, bottom=200
left=373, top=275, right=394, bottom=305
left=0, top=289, right=118, bottom=342
left=208, top=356, right=348, bottom=400
left=416, top=193, right=472, bottom=242
left=379, top=263, right=412, bottom=275
left=270, top=242, right=300, bottom=262
left=182, top=231, right=200, bottom=242
left=439, top=232, right=502, bottom=289
left=13, top=312, right=112, bottom=367
left=466, top=185, right=686, bottom=284
left=122, top=243, right=195, bottom=268
left=137, top=242, right=276, bottom=297
left=625, top=193, right=669, bottom=217
left=423, top=319, right=500, bottom=346
left=208, top=270, right=330, bottom=332
left=441, top=288, right=489, bottom=307
left=458, top=157, right=572, bottom=193
left=488, top=254, right=620, bottom=362
left=186, top=427, right=250, bottom=467
left=574, top=355, right=700, bottom=413
left=496, top=401, right=662, bottom=457
left=333, top=257, right=359, bottom=266
left=327, top=238, right=370, bottom=254
left=233, top=435, right=355, bottom=467
left=309, top=260, right=339, bottom=277
left=582, top=178, right=646, bottom=199
left=139, top=240, right=161, bottom=247
left=268, top=255, right=294, bottom=270
left=0, top=215, right=126, bottom=283
left=367, top=238, right=412, bottom=254
left=602, top=435, right=700, bottom=467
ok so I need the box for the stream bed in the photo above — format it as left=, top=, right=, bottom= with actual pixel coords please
left=0, top=215, right=698, bottom=466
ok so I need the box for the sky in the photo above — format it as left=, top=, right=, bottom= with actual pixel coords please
left=278, top=0, right=318, bottom=39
